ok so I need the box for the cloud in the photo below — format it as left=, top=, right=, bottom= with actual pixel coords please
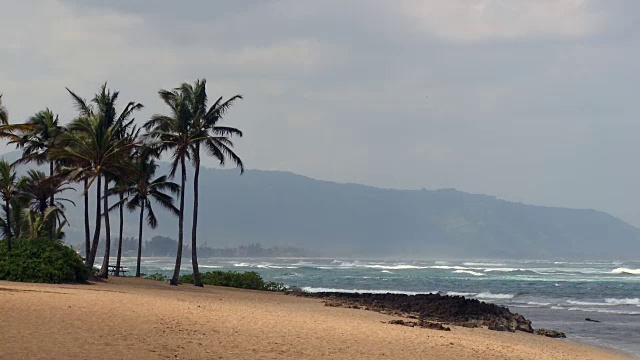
left=398, top=0, right=601, bottom=41
left=2, top=0, right=640, bottom=227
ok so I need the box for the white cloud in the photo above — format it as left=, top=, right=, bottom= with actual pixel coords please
left=398, top=0, right=601, bottom=41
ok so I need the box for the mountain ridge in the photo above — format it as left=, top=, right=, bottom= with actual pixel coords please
left=1, top=151, right=637, bottom=259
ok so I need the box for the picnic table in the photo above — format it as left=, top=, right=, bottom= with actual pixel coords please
left=107, top=265, right=129, bottom=275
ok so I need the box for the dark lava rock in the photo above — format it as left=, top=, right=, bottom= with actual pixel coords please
left=294, top=291, right=533, bottom=333
left=535, top=329, right=567, bottom=338
left=388, top=319, right=451, bottom=331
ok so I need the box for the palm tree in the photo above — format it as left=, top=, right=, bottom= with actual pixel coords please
left=18, top=170, right=75, bottom=216
left=144, top=88, right=193, bottom=285
left=145, top=81, right=244, bottom=286
left=51, top=115, right=136, bottom=272
left=58, top=84, right=142, bottom=276
left=0, top=94, right=32, bottom=143
left=21, top=206, right=68, bottom=241
left=0, top=198, right=28, bottom=240
left=11, top=110, right=65, bottom=238
left=184, top=80, right=245, bottom=286
left=109, top=177, right=130, bottom=276
left=123, top=156, right=179, bottom=277
left=13, top=110, right=63, bottom=193
left=0, top=94, right=7, bottom=125
left=0, top=160, right=18, bottom=250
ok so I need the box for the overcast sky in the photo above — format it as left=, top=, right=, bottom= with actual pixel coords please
left=1, top=0, right=640, bottom=225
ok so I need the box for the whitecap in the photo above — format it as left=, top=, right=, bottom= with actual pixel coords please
left=365, top=265, right=429, bottom=270
left=380, top=270, right=394, bottom=274
left=429, top=265, right=473, bottom=270
left=474, top=292, right=515, bottom=300
left=452, top=270, right=486, bottom=276
left=566, top=300, right=608, bottom=306
left=233, top=262, right=253, bottom=267
left=527, top=301, right=551, bottom=306
left=567, top=307, right=640, bottom=315
left=612, top=268, right=640, bottom=275
left=483, top=268, right=542, bottom=275
left=605, top=298, right=640, bottom=306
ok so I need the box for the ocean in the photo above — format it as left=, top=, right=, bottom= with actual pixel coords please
left=121, top=257, right=640, bottom=356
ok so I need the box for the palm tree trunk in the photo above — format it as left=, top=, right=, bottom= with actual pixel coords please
left=98, top=180, right=112, bottom=278
left=48, top=160, right=55, bottom=240
left=5, top=199, right=11, bottom=251
left=191, top=155, right=202, bottom=287
left=170, top=156, right=187, bottom=286
left=136, top=201, right=145, bottom=277
left=86, top=174, right=102, bottom=272
left=84, top=178, right=90, bottom=262
left=115, top=193, right=124, bottom=276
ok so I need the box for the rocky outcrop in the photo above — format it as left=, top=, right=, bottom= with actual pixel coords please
left=294, top=292, right=534, bottom=333
left=535, top=329, right=567, bottom=338
left=388, top=319, right=451, bottom=331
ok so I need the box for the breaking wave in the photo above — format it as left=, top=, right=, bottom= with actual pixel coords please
left=300, top=287, right=428, bottom=296
left=612, top=268, right=640, bottom=275
left=452, top=270, right=486, bottom=276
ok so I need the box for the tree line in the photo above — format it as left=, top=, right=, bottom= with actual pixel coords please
left=0, top=80, right=244, bottom=286
left=95, top=236, right=308, bottom=259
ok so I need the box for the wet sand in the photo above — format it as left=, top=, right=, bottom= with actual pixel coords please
left=0, top=277, right=631, bottom=359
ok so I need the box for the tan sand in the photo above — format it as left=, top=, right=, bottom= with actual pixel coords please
left=0, top=277, right=631, bottom=360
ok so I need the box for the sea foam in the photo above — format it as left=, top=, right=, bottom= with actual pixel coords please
left=300, top=287, right=429, bottom=296
left=605, top=298, right=640, bottom=306
left=612, top=268, right=640, bottom=275
left=474, top=292, right=515, bottom=300
left=452, top=270, right=486, bottom=276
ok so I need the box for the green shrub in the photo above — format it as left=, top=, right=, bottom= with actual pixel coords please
left=179, top=270, right=288, bottom=292
left=0, top=238, right=88, bottom=283
left=143, top=273, right=168, bottom=281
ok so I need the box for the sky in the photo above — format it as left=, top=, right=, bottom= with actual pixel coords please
left=1, top=0, right=640, bottom=225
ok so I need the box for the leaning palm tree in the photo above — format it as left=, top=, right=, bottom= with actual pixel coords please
left=179, top=80, right=244, bottom=287
left=123, top=156, right=179, bottom=277
left=0, top=160, right=18, bottom=250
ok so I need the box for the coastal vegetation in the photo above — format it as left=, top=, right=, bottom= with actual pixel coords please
left=0, top=238, right=88, bottom=283
left=0, top=82, right=244, bottom=285
left=145, top=270, right=288, bottom=292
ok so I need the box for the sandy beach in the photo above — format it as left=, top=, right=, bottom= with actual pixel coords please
left=0, top=278, right=631, bottom=360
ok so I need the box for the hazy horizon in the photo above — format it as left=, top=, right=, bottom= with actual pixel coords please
left=2, top=1, right=640, bottom=226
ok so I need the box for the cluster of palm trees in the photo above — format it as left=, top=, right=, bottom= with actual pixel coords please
left=0, top=80, right=244, bottom=286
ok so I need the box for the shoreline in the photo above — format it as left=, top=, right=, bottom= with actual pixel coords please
left=0, top=278, right=632, bottom=359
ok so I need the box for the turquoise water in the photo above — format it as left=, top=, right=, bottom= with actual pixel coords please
left=119, top=257, right=640, bottom=356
